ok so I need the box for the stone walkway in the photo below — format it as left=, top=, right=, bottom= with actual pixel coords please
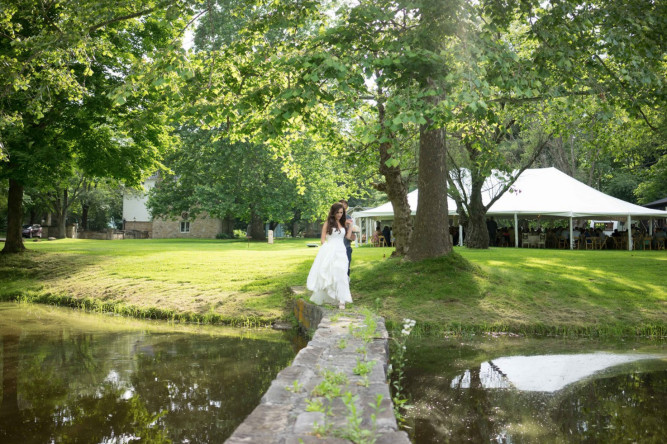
left=225, top=295, right=410, bottom=444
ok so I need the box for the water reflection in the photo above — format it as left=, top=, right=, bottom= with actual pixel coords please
left=403, top=336, right=667, bottom=443
left=452, top=353, right=661, bottom=392
left=0, top=303, right=300, bottom=443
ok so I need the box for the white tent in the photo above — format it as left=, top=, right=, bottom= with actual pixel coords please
left=353, top=189, right=458, bottom=218
left=352, top=191, right=460, bottom=247
left=485, top=167, right=667, bottom=218
left=354, top=167, right=667, bottom=249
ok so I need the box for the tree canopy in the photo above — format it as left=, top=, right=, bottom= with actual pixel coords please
left=0, top=0, right=197, bottom=251
left=1, top=0, right=664, bottom=256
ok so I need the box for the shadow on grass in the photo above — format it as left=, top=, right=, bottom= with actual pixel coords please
left=350, top=252, right=488, bottom=331
left=0, top=250, right=110, bottom=297
left=0, top=250, right=296, bottom=327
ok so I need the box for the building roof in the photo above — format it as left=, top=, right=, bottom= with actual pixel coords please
left=644, top=196, right=667, bottom=209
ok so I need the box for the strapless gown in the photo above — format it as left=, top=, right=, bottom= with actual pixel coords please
left=307, top=228, right=352, bottom=305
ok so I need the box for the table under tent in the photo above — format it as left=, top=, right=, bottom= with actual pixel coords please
left=352, top=167, right=667, bottom=250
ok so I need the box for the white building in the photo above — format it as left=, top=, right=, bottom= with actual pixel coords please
left=122, top=173, right=159, bottom=232
left=122, top=173, right=225, bottom=239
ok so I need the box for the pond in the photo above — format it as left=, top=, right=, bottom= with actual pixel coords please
left=402, top=335, right=667, bottom=443
left=0, top=302, right=302, bottom=443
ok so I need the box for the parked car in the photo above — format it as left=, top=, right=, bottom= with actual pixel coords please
left=22, top=224, right=43, bottom=238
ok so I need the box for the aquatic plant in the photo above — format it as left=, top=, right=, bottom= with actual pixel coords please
left=389, top=318, right=415, bottom=425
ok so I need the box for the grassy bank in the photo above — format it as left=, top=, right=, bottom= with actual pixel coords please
left=353, top=248, right=666, bottom=337
left=0, top=238, right=311, bottom=326
left=1, top=238, right=665, bottom=336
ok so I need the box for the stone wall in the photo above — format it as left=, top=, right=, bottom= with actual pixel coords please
left=40, top=225, right=74, bottom=238
left=152, top=214, right=222, bottom=239
left=293, top=298, right=323, bottom=333
left=41, top=226, right=55, bottom=238
left=226, top=298, right=410, bottom=444
left=77, top=230, right=125, bottom=240
left=124, top=220, right=153, bottom=232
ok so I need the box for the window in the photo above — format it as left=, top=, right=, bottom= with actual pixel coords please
left=180, top=221, right=190, bottom=233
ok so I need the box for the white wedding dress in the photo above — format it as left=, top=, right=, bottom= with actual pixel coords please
left=307, top=228, right=352, bottom=306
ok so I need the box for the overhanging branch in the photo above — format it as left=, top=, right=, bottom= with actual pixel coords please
left=88, top=1, right=177, bottom=33
left=483, top=134, right=552, bottom=211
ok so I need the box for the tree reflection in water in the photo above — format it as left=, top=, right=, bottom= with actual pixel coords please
left=554, top=370, right=667, bottom=442
left=400, top=337, right=667, bottom=443
left=0, top=304, right=299, bottom=442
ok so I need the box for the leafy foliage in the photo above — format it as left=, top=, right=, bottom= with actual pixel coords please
left=148, top=127, right=354, bottom=229
left=0, top=0, right=198, bottom=250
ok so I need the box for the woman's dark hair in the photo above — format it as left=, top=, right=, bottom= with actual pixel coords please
left=326, top=203, right=346, bottom=235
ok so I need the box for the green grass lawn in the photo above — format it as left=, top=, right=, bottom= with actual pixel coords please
left=353, top=247, right=666, bottom=336
left=1, top=238, right=665, bottom=336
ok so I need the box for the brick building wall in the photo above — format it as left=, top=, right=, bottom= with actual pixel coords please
left=152, top=214, right=222, bottom=239
left=124, top=221, right=153, bottom=237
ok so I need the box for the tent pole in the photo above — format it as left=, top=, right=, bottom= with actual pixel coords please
left=628, top=215, right=632, bottom=250
left=649, top=218, right=653, bottom=236
left=569, top=216, right=573, bottom=250
left=514, top=214, right=518, bottom=247
left=370, top=217, right=374, bottom=245
left=459, top=224, right=463, bottom=247
left=368, top=217, right=372, bottom=245
left=366, top=217, right=373, bottom=243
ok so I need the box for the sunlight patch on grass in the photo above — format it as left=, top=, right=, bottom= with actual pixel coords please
left=486, top=260, right=511, bottom=267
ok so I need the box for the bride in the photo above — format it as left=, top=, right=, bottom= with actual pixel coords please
left=307, top=202, right=353, bottom=309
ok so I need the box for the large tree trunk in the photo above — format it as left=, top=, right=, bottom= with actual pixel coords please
left=221, top=213, right=235, bottom=237
left=248, top=210, right=266, bottom=241
left=1, top=179, right=26, bottom=254
left=465, top=177, right=489, bottom=248
left=407, top=115, right=452, bottom=261
left=304, top=221, right=321, bottom=238
left=81, top=203, right=89, bottom=230
left=450, top=193, right=468, bottom=245
left=289, top=209, right=301, bottom=237
left=55, top=216, right=66, bottom=239
left=51, top=188, right=69, bottom=239
left=377, top=100, right=411, bottom=257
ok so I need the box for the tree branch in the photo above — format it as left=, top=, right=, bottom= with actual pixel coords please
left=446, top=154, right=470, bottom=217
left=88, top=1, right=177, bottom=33
left=483, top=135, right=552, bottom=211
left=491, top=90, right=592, bottom=105
left=590, top=54, right=658, bottom=132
